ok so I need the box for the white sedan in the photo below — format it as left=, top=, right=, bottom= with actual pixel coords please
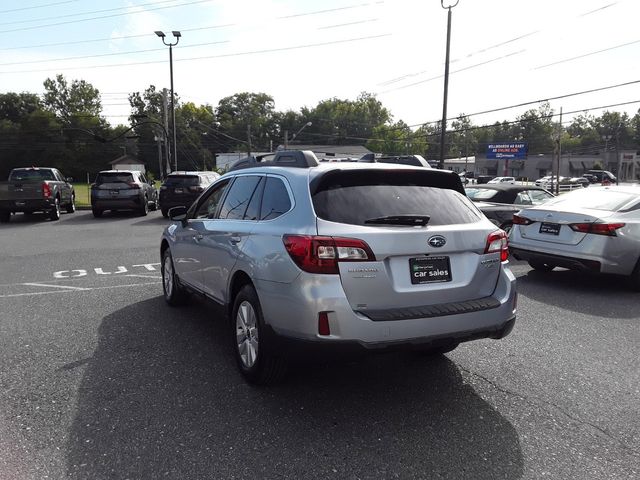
left=488, top=176, right=516, bottom=185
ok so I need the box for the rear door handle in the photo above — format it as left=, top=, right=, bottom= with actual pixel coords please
left=194, top=234, right=204, bottom=241
left=230, top=236, right=241, bottom=244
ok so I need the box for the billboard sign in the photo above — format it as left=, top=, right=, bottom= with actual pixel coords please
left=486, top=143, right=528, bottom=159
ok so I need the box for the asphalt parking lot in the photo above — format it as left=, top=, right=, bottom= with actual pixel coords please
left=0, top=210, right=638, bottom=479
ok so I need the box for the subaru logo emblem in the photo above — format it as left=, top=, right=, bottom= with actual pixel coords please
left=428, top=235, right=446, bottom=248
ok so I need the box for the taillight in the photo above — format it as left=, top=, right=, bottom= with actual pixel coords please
left=127, top=182, right=140, bottom=189
left=42, top=183, right=52, bottom=198
left=485, top=230, right=509, bottom=262
left=512, top=214, right=533, bottom=225
left=569, top=222, right=625, bottom=236
left=282, top=235, right=376, bottom=274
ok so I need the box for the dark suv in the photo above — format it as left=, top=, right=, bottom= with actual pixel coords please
left=91, top=170, right=158, bottom=217
left=159, top=171, right=219, bottom=217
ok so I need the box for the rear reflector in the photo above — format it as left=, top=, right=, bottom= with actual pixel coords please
left=283, top=235, right=375, bottom=274
left=485, top=230, right=509, bottom=262
left=569, top=222, right=625, bottom=236
left=318, top=312, right=331, bottom=336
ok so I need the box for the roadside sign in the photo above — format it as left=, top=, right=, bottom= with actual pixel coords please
left=487, top=143, right=528, bottom=159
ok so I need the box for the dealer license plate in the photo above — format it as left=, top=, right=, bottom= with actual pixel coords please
left=539, top=222, right=560, bottom=235
left=410, top=256, right=452, bottom=284
left=174, top=188, right=184, bottom=194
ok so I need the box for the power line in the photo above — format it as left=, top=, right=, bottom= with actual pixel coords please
left=0, top=0, right=215, bottom=34
left=0, top=0, right=81, bottom=14
left=278, top=2, right=383, bottom=19
left=0, top=24, right=234, bottom=51
left=0, top=40, right=229, bottom=67
left=0, top=0, right=182, bottom=26
left=0, top=33, right=392, bottom=74
left=534, top=38, right=640, bottom=70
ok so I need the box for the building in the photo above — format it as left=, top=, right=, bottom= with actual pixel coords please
left=474, top=150, right=640, bottom=181
left=441, top=155, right=476, bottom=173
left=109, top=155, right=146, bottom=173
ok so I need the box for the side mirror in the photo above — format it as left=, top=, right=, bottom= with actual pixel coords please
left=66, top=177, right=73, bottom=182
left=169, top=206, right=188, bottom=225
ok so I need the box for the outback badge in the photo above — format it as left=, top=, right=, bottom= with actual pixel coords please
left=428, top=235, right=446, bottom=248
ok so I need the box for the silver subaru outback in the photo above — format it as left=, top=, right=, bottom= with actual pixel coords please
left=160, top=151, right=516, bottom=385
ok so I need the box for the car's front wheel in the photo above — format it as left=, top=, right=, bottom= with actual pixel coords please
left=66, top=194, right=76, bottom=213
left=92, top=208, right=103, bottom=218
left=161, top=248, right=187, bottom=306
left=629, top=259, right=640, bottom=292
left=140, top=196, right=149, bottom=216
left=529, top=260, right=555, bottom=272
left=232, top=284, right=287, bottom=385
left=161, top=208, right=169, bottom=218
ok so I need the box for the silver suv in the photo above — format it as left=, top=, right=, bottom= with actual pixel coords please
left=160, top=151, right=517, bottom=384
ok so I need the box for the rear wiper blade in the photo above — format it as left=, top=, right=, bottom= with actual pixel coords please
left=364, top=215, right=430, bottom=226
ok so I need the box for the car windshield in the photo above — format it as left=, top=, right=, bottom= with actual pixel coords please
left=163, top=175, right=200, bottom=187
left=95, top=173, right=134, bottom=184
left=544, top=189, right=639, bottom=211
left=312, top=170, right=480, bottom=226
left=9, top=169, right=55, bottom=181
left=465, top=188, right=499, bottom=201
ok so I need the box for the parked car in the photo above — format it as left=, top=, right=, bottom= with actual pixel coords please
left=488, top=176, right=515, bottom=185
left=569, top=177, right=590, bottom=188
left=465, top=184, right=555, bottom=233
left=586, top=170, right=617, bottom=184
left=509, top=186, right=640, bottom=290
left=91, top=170, right=158, bottom=218
left=582, top=173, right=598, bottom=184
left=159, top=171, right=220, bottom=218
left=0, top=167, right=75, bottom=223
left=160, top=150, right=517, bottom=385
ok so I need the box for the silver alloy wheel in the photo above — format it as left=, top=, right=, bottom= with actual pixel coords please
left=236, top=300, right=259, bottom=368
left=163, top=254, right=173, bottom=297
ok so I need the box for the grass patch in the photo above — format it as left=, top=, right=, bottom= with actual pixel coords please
left=73, top=183, right=91, bottom=207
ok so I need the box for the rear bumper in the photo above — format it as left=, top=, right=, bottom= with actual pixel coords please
left=92, top=196, right=142, bottom=210
left=0, top=198, right=56, bottom=212
left=255, top=265, right=517, bottom=348
left=510, top=247, right=602, bottom=272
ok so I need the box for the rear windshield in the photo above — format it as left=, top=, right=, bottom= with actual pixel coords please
left=9, top=169, right=55, bottom=181
left=163, top=175, right=200, bottom=187
left=96, top=173, right=134, bottom=184
left=545, top=188, right=639, bottom=211
left=312, top=170, right=480, bottom=226
left=465, top=188, right=499, bottom=201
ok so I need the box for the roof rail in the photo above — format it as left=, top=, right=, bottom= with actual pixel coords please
left=229, top=150, right=319, bottom=171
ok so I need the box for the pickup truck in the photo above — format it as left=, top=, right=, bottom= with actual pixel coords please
left=0, top=167, right=75, bottom=223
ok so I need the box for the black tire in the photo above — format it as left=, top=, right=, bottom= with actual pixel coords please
left=416, top=342, right=459, bottom=356
left=161, top=248, right=188, bottom=306
left=501, top=222, right=513, bottom=235
left=161, top=208, right=169, bottom=218
left=66, top=194, right=76, bottom=213
left=231, top=284, right=287, bottom=386
left=49, top=197, right=61, bottom=221
left=529, top=260, right=555, bottom=272
left=140, top=196, right=149, bottom=216
left=150, top=196, right=158, bottom=211
left=0, top=210, right=10, bottom=223
left=629, top=259, right=640, bottom=292
left=92, top=208, right=103, bottom=218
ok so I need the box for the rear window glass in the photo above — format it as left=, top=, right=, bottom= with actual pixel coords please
left=96, top=173, right=134, bottom=184
left=312, top=170, right=480, bottom=226
left=545, top=189, right=639, bottom=211
left=9, top=169, right=55, bottom=181
left=163, top=175, right=200, bottom=187
left=465, top=188, right=499, bottom=201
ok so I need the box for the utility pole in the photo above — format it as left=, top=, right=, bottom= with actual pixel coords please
left=247, top=124, right=252, bottom=156
left=155, top=135, right=163, bottom=180
left=162, top=88, right=170, bottom=174
left=438, top=0, right=460, bottom=169
left=284, top=129, right=288, bottom=149
left=557, top=107, right=562, bottom=195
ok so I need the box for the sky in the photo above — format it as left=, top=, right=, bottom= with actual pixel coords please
left=1, top=0, right=639, bottom=132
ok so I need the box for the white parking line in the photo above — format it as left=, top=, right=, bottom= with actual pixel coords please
left=22, top=282, right=91, bottom=291
left=0, top=282, right=161, bottom=299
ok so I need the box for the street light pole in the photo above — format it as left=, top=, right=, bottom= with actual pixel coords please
left=438, top=0, right=460, bottom=170
left=155, top=30, right=181, bottom=172
left=285, top=121, right=312, bottom=149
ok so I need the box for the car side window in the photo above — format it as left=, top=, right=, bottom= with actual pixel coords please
left=514, top=191, right=532, bottom=205
left=528, top=190, right=553, bottom=205
left=194, top=179, right=231, bottom=219
left=244, top=177, right=265, bottom=221
left=139, top=173, right=147, bottom=184
left=260, top=176, right=292, bottom=221
left=218, top=176, right=262, bottom=220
